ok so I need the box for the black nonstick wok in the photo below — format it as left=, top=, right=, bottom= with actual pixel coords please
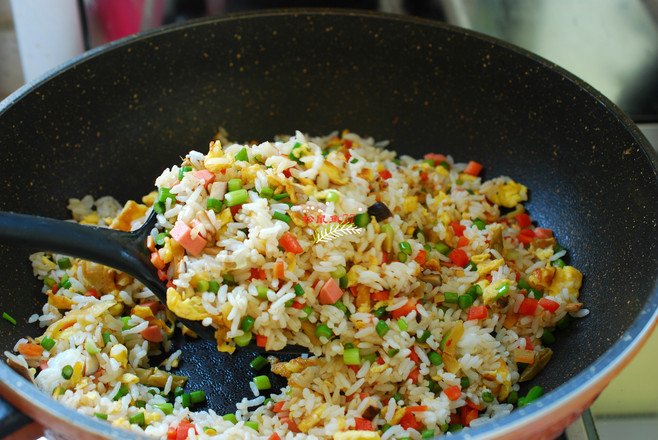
left=0, top=9, right=657, bottom=440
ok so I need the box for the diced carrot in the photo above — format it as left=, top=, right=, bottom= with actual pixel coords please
left=157, top=269, right=168, bottom=281
left=250, top=268, right=267, bottom=280
left=450, top=221, right=466, bottom=236
left=444, top=385, right=462, bottom=401
left=467, top=305, right=488, bottom=321
left=456, top=236, right=470, bottom=248
left=465, top=400, right=482, bottom=411
left=170, top=221, right=207, bottom=256
left=461, top=405, right=479, bottom=426
left=166, top=280, right=176, bottom=290
left=318, top=278, right=343, bottom=305
left=150, top=251, right=166, bottom=270
left=406, top=405, right=428, bottom=413
left=85, top=289, right=99, bottom=299
left=167, top=426, right=177, bottom=440
left=534, top=227, right=553, bottom=239
left=39, top=360, right=49, bottom=370
left=502, top=314, right=518, bottom=329
left=147, top=235, right=156, bottom=252
left=463, top=160, right=483, bottom=176
left=344, top=151, right=352, bottom=161
left=518, top=297, right=539, bottom=316
left=399, top=411, right=422, bottom=430
left=229, top=203, right=243, bottom=217
left=279, top=232, right=304, bottom=254
left=18, top=342, right=43, bottom=357
left=408, top=368, right=421, bottom=384
left=273, top=260, right=285, bottom=279
left=371, top=290, right=390, bottom=302
left=140, top=324, right=164, bottom=343
left=419, top=171, right=429, bottom=181
left=193, top=170, right=215, bottom=187
left=272, top=401, right=287, bottom=413
left=515, top=213, right=532, bottom=228
left=291, top=301, right=304, bottom=310
left=539, top=297, right=560, bottom=313
left=279, top=416, right=300, bottom=433
left=268, top=433, right=281, bottom=440
left=378, top=170, right=392, bottom=180
left=514, top=348, right=535, bottom=364
left=448, top=248, right=469, bottom=267
left=141, top=300, right=161, bottom=314
left=354, top=417, right=373, bottom=431
left=391, top=298, right=416, bottom=319
left=525, top=337, right=535, bottom=351
left=414, top=250, right=427, bottom=265
left=408, top=350, right=419, bottom=363
left=517, top=228, right=535, bottom=245
left=256, top=335, right=268, bottom=347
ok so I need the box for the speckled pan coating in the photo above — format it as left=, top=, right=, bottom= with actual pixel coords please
left=0, top=9, right=656, bottom=440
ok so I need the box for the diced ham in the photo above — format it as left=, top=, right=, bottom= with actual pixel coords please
left=193, top=170, right=215, bottom=187
left=318, top=278, right=343, bottom=305
left=534, top=227, right=553, bottom=238
left=170, top=221, right=207, bottom=256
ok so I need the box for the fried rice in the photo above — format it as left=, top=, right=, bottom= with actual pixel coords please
left=5, top=130, right=586, bottom=439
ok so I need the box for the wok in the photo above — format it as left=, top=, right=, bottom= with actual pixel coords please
left=0, top=9, right=657, bottom=440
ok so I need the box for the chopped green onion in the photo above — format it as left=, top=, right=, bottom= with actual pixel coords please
left=551, top=258, right=566, bottom=268
left=517, top=278, right=531, bottom=290
left=397, top=318, right=408, bottom=331
left=330, top=265, right=346, bottom=279
left=85, top=341, right=101, bottom=355
left=458, top=294, right=473, bottom=309
left=120, top=316, right=132, bottom=330
left=244, top=421, right=259, bottom=431
left=44, top=277, right=57, bottom=288
left=334, top=300, right=350, bottom=316
left=413, top=229, right=426, bottom=241
left=424, top=243, right=432, bottom=253
left=417, top=330, right=431, bottom=343
left=375, top=320, right=389, bottom=337
left=41, top=336, right=56, bottom=351
left=272, top=192, right=289, bottom=201
left=153, top=201, right=166, bottom=214
left=388, top=348, right=400, bottom=358
left=2, top=312, right=16, bottom=325
left=222, top=414, right=237, bottom=424
left=158, top=187, right=176, bottom=204
left=541, top=329, right=556, bottom=345
left=482, top=391, right=495, bottom=402
left=382, top=423, right=392, bottom=433
left=59, top=274, right=72, bottom=289
left=240, top=316, right=255, bottom=332
left=225, top=189, right=248, bottom=207
left=113, top=385, right=129, bottom=400
left=399, top=241, right=412, bottom=255
left=506, top=390, right=519, bottom=405
left=350, top=158, right=358, bottom=164
left=181, top=393, right=192, bottom=408
left=465, top=261, right=477, bottom=271
left=495, top=283, right=510, bottom=299
left=449, top=424, right=463, bottom=432
left=444, top=292, right=459, bottom=303
left=178, top=166, right=192, bottom=180
left=439, top=160, right=450, bottom=169
left=524, top=385, right=544, bottom=405
left=174, top=386, right=184, bottom=397
left=393, top=392, right=403, bottom=402
left=326, top=191, right=340, bottom=203
left=135, top=400, right=146, bottom=408
left=361, top=353, right=377, bottom=364
left=196, top=280, right=209, bottom=292
left=208, top=280, right=220, bottom=293
left=373, top=306, right=388, bottom=319
left=228, top=178, right=243, bottom=192
left=473, top=218, right=487, bottom=230
left=256, top=285, right=269, bottom=299
left=253, top=375, right=271, bottom=390
left=466, top=284, right=483, bottom=299
left=234, top=147, right=249, bottom=162
left=293, top=283, right=305, bottom=296
left=191, top=390, right=206, bottom=404
left=233, top=331, right=252, bottom=347
left=155, top=232, right=170, bottom=246
left=154, top=403, right=173, bottom=415
left=250, top=356, right=269, bottom=370
left=461, top=377, right=470, bottom=389
left=397, top=252, right=408, bottom=263
left=554, top=244, right=565, bottom=253
left=421, top=429, right=435, bottom=439
left=57, top=258, right=72, bottom=269
left=222, top=274, right=236, bottom=285
left=61, top=365, right=73, bottom=380
left=207, top=197, right=223, bottom=212
left=428, top=351, right=443, bottom=366
left=259, top=187, right=274, bottom=199
left=315, top=324, right=333, bottom=340
left=102, top=333, right=112, bottom=345
left=557, top=314, right=571, bottom=329
left=439, top=423, right=450, bottom=433
left=94, top=412, right=108, bottom=420
left=435, top=242, right=450, bottom=255
left=353, top=212, right=370, bottom=228
left=300, top=305, right=313, bottom=320
left=272, top=211, right=291, bottom=223
left=529, top=288, right=542, bottom=300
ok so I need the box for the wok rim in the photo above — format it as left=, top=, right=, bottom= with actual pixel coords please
left=0, top=8, right=657, bottom=439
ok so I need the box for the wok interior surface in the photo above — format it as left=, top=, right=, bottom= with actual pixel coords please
left=0, top=9, right=657, bottom=439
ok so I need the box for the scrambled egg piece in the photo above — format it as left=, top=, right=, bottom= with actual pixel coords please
left=403, top=196, right=418, bottom=214
left=483, top=358, right=511, bottom=401
left=204, top=140, right=234, bottom=172
left=482, top=279, right=512, bottom=305
left=319, top=161, right=349, bottom=185
left=528, top=267, right=556, bottom=291
left=109, top=200, right=148, bottom=231
left=166, top=287, right=207, bottom=321
left=546, top=266, right=583, bottom=298
left=477, top=258, right=504, bottom=277
left=484, top=179, right=528, bottom=208
left=42, top=300, right=115, bottom=340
